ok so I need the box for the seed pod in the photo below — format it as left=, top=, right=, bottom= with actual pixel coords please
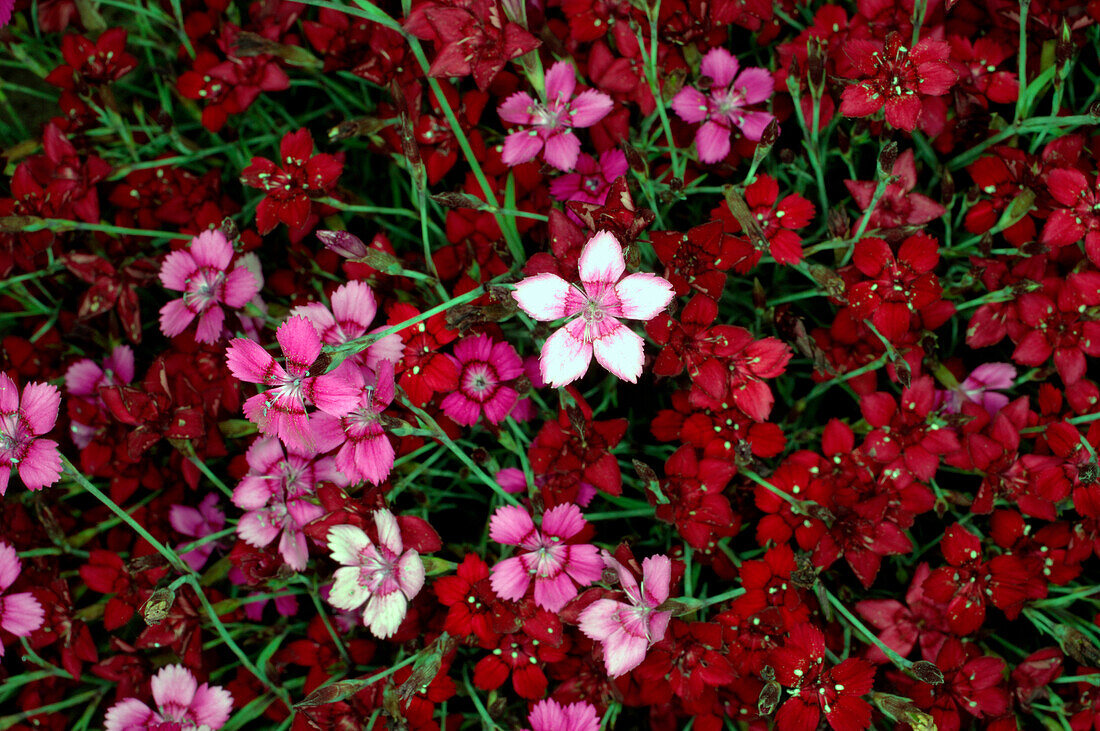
left=910, top=660, right=945, bottom=685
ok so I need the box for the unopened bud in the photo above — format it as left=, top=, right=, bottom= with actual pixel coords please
left=430, top=192, right=486, bottom=210
left=910, top=660, right=945, bottom=685
left=752, top=119, right=780, bottom=166
left=827, top=208, right=850, bottom=239
left=233, top=31, right=322, bottom=69
left=633, top=459, right=659, bottom=485
left=1061, top=626, right=1100, bottom=666
left=142, top=587, right=175, bottom=625
left=329, top=116, right=387, bottom=142
left=877, top=141, right=899, bottom=178
left=875, top=693, right=935, bottom=730
left=316, top=229, right=369, bottom=259
left=622, top=141, right=648, bottom=175
left=807, top=39, right=827, bottom=93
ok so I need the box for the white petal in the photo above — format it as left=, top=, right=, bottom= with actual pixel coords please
left=578, top=231, right=625, bottom=285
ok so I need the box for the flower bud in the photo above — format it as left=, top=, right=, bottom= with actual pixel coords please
left=141, top=587, right=175, bottom=625
left=910, top=660, right=945, bottom=685
left=316, top=230, right=369, bottom=259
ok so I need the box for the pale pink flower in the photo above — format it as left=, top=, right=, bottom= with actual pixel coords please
left=549, top=150, right=628, bottom=205
left=289, top=280, right=403, bottom=375
left=937, top=363, right=1017, bottom=416
left=170, top=494, right=227, bottom=571
left=65, top=345, right=135, bottom=449
left=159, top=229, right=262, bottom=344
left=326, top=510, right=426, bottom=639
left=671, top=47, right=775, bottom=164
left=524, top=698, right=601, bottom=731
left=0, top=373, right=61, bottom=496
left=578, top=551, right=673, bottom=677
left=312, top=360, right=397, bottom=485
left=103, top=664, right=233, bottom=731
left=498, top=61, right=614, bottom=172
left=512, top=231, right=674, bottom=387
left=232, top=436, right=341, bottom=571
left=488, top=503, right=603, bottom=612
left=441, top=335, right=524, bottom=426
left=0, top=541, right=45, bottom=657
left=496, top=467, right=527, bottom=494
left=226, top=315, right=359, bottom=454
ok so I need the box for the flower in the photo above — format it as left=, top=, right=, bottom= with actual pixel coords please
left=159, top=229, right=262, bottom=344
left=441, top=335, right=524, bottom=426
left=103, top=664, right=233, bottom=731
left=0, top=0, right=12, bottom=26
left=169, top=494, right=227, bottom=571
left=288, top=280, right=403, bottom=375
left=937, top=363, right=1016, bottom=415
left=317, top=359, right=398, bottom=485
left=498, top=61, right=614, bottom=171
left=844, top=150, right=946, bottom=232
left=326, top=510, right=426, bottom=639
left=578, top=552, right=673, bottom=677
left=239, top=129, right=343, bottom=235
left=225, top=315, right=360, bottom=454
left=523, top=698, right=601, bottom=731
left=488, top=503, right=603, bottom=611
left=511, top=231, right=675, bottom=387
left=0, top=372, right=61, bottom=495
left=549, top=150, right=628, bottom=205
left=0, top=541, right=45, bottom=657
left=671, top=47, right=775, bottom=163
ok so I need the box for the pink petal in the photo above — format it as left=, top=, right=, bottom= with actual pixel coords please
left=331, top=280, right=377, bottom=333
left=562, top=703, right=600, bottom=731
left=279, top=527, right=310, bottom=571
left=602, top=627, right=649, bottom=677
left=966, top=363, right=1016, bottom=391
left=191, top=683, right=234, bottom=729
left=291, top=302, right=337, bottom=341
left=641, top=554, right=672, bottom=606
left=513, top=273, right=575, bottom=321
left=20, top=381, right=60, bottom=435
left=498, top=91, right=537, bottom=125
left=615, top=273, right=674, bottom=321
left=489, top=505, right=537, bottom=546
left=277, top=315, right=322, bottom=376
left=189, top=229, right=233, bottom=270
left=226, top=338, right=279, bottom=383
left=481, top=387, right=518, bottom=423
left=0, top=542, right=20, bottom=592
left=540, top=502, right=586, bottom=540
left=395, top=550, right=425, bottom=599
left=0, top=592, right=45, bottom=636
left=563, top=543, right=604, bottom=585
left=103, top=699, right=155, bottom=731
left=534, top=570, right=578, bottom=612
left=64, top=359, right=104, bottom=397
left=351, top=432, right=396, bottom=485
left=695, top=120, right=731, bottom=164
left=160, top=298, right=196, bottom=338
left=490, top=555, right=532, bottom=601
left=592, top=320, right=644, bottom=383
left=578, top=231, right=626, bottom=285
left=17, top=439, right=61, bottom=491
left=441, top=392, right=482, bottom=426
left=700, top=47, right=739, bottom=88
left=222, top=266, right=261, bottom=309
left=328, top=524, right=372, bottom=565
left=151, top=664, right=198, bottom=709
left=306, top=372, right=360, bottom=417
left=159, top=249, right=196, bottom=291
left=567, top=90, right=614, bottom=128
left=361, top=589, right=408, bottom=638
left=0, top=466, right=9, bottom=497
left=502, top=129, right=544, bottom=166
left=737, top=111, right=774, bottom=142
left=734, top=67, right=774, bottom=104
left=671, top=87, right=709, bottom=124
left=0, top=372, right=16, bottom=413
left=528, top=699, right=567, bottom=731
left=237, top=509, right=281, bottom=548
left=540, top=325, right=593, bottom=387
left=169, top=505, right=205, bottom=537
left=194, top=306, right=225, bottom=344
left=543, top=130, right=581, bottom=172
left=544, top=61, right=577, bottom=103
left=578, top=598, right=624, bottom=641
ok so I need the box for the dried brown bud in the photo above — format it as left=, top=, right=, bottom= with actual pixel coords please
left=308, top=352, right=332, bottom=377
left=328, top=116, right=387, bottom=141
left=878, top=140, right=899, bottom=177
left=790, top=554, right=818, bottom=589
left=622, top=141, right=648, bottom=175
left=807, top=39, right=827, bottom=92
left=471, top=448, right=490, bottom=464
left=757, top=680, right=781, bottom=716
left=807, top=262, right=846, bottom=301
left=0, top=215, right=44, bottom=232
left=1062, top=626, right=1100, bottom=666
left=662, top=68, right=687, bottom=102
left=910, top=660, right=945, bottom=685
left=827, top=208, right=850, bottom=239
left=633, top=459, right=659, bottom=485
left=233, top=31, right=322, bottom=69
left=141, top=587, right=175, bottom=625
left=567, top=405, right=587, bottom=439
left=430, top=192, right=486, bottom=210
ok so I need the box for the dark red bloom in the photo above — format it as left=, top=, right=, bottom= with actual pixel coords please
left=240, top=129, right=343, bottom=236
left=712, top=174, right=816, bottom=267
left=45, top=29, right=138, bottom=90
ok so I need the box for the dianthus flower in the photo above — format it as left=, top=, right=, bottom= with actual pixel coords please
left=511, top=231, right=674, bottom=387
left=225, top=315, right=359, bottom=454
left=441, top=335, right=524, bottom=426
left=0, top=542, right=45, bottom=657
left=170, top=494, right=227, bottom=571
left=103, top=664, right=233, bottom=731
left=326, top=510, right=426, bottom=639
left=523, top=698, right=601, bottom=731
left=549, top=150, right=628, bottom=205
left=239, top=128, right=343, bottom=235
left=0, top=0, right=12, bottom=26
left=489, top=503, right=603, bottom=612
left=498, top=61, right=613, bottom=171
left=0, top=373, right=61, bottom=495
left=159, top=229, right=262, bottom=344
left=578, top=552, right=673, bottom=677
left=314, top=360, right=397, bottom=485
left=936, top=363, right=1016, bottom=415
left=671, top=47, right=775, bottom=163
left=288, top=280, right=403, bottom=375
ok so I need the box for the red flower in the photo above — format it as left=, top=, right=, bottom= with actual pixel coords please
left=655, top=446, right=739, bottom=554
left=528, top=399, right=627, bottom=507
left=692, top=326, right=791, bottom=421
left=839, top=32, right=956, bottom=131
left=1011, top=280, right=1100, bottom=385
left=844, top=150, right=946, bottom=232
left=434, top=554, right=499, bottom=646
left=947, top=36, right=1019, bottom=110
left=859, top=376, right=960, bottom=486
left=473, top=630, right=566, bottom=699
left=1041, top=168, right=1100, bottom=265
left=712, top=174, right=816, bottom=266
left=892, top=638, right=1011, bottom=730
left=387, top=302, right=459, bottom=407
left=240, top=129, right=343, bottom=236
left=64, top=252, right=158, bottom=343
left=650, top=221, right=738, bottom=298
left=45, top=29, right=138, bottom=90
left=856, top=563, right=949, bottom=663
left=567, top=176, right=655, bottom=246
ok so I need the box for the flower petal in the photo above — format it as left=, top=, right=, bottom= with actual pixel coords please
left=19, top=381, right=60, bottom=435
left=592, top=320, right=644, bottom=383
left=615, top=273, right=675, bottom=321
left=512, top=273, right=574, bottom=321
left=539, top=325, right=594, bottom=388
left=578, top=231, right=626, bottom=285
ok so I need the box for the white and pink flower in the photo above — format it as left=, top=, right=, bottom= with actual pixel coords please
left=0, top=541, right=45, bottom=658
left=441, top=335, right=524, bottom=426
left=326, top=510, right=426, bottom=639
left=103, top=664, right=233, bottom=731
left=512, top=231, right=674, bottom=387
left=488, top=503, right=603, bottom=612
left=0, top=373, right=61, bottom=495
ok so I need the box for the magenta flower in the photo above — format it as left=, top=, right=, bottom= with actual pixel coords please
left=159, top=229, right=262, bottom=344
left=170, top=494, right=227, bottom=571
left=512, top=231, right=675, bottom=387
left=440, top=335, right=524, bottom=426
left=0, top=373, right=61, bottom=496
left=65, top=345, right=135, bottom=449
left=498, top=61, right=614, bottom=172
left=289, top=280, right=403, bottom=375
left=671, top=47, right=775, bottom=164
left=326, top=510, right=426, bottom=639
left=226, top=315, right=359, bottom=454
left=524, top=698, right=601, bottom=731
left=937, top=363, right=1017, bottom=416
left=103, top=664, right=233, bottom=731
left=549, top=150, right=628, bottom=205
left=578, top=551, right=673, bottom=677
left=488, top=503, right=603, bottom=612
left=232, top=436, right=339, bottom=571
left=313, top=360, right=397, bottom=486
left=0, top=541, right=45, bottom=657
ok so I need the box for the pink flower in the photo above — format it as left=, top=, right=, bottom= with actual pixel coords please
left=159, top=229, right=262, bottom=344
left=0, top=541, right=45, bottom=657
left=313, top=360, right=397, bottom=486
left=488, top=503, right=603, bottom=612
left=65, top=345, right=135, bottom=449
left=937, top=363, right=1016, bottom=416
left=103, top=664, right=233, bottom=731
left=232, top=436, right=339, bottom=571
left=578, top=552, right=673, bottom=677
left=289, top=280, right=403, bottom=375
left=524, top=698, right=601, bottom=731
left=226, top=315, right=360, bottom=454
left=549, top=150, right=628, bottom=205
left=512, top=231, right=675, bottom=387
left=671, top=47, right=775, bottom=163
left=0, top=373, right=61, bottom=496
left=326, top=510, right=426, bottom=639
left=441, top=335, right=524, bottom=426
left=498, top=61, right=614, bottom=171
left=169, top=494, right=227, bottom=571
